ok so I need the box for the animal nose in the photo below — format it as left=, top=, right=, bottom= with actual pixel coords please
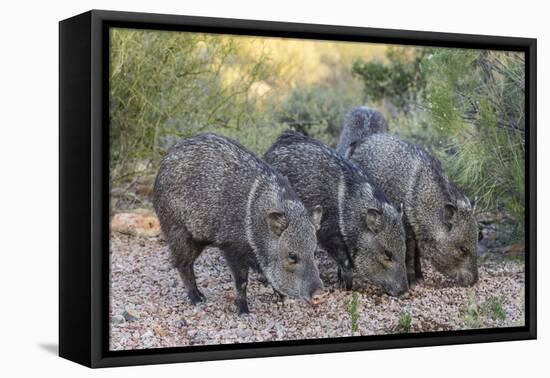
left=309, top=285, right=325, bottom=305
left=459, top=270, right=478, bottom=286
left=387, top=279, right=409, bottom=297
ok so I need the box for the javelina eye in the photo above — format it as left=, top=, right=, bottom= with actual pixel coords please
left=460, top=246, right=469, bottom=257
left=288, top=252, right=298, bottom=264
left=384, top=250, right=393, bottom=261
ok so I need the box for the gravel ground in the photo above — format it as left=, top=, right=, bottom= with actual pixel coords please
left=109, top=232, right=525, bottom=351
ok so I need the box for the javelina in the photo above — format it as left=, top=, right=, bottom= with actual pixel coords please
left=153, top=133, right=324, bottom=314
left=345, top=133, right=478, bottom=287
left=264, top=131, right=408, bottom=296
left=336, top=107, right=388, bottom=155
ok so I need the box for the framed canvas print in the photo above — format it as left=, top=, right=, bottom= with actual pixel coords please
left=59, top=10, right=537, bottom=368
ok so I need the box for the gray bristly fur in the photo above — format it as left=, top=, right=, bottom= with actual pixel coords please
left=153, top=133, right=324, bottom=314
left=264, top=131, right=408, bottom=297
left=347, top=133, right=478, bottom=287
left=336, top=107, right=389, bottom=155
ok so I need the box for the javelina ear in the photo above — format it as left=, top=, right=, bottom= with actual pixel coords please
left=444, top=203, right=457, bottom=225
left=472, top=196, right=478, bottom=211
left=344, top=140, right=359, bottom=159
left=268, top=212, right=288, bottom=236
left=398, top=202, right=404, bottom=217
left=366, top=208, right=382, bottom=234
left=478, top=224, right=483, bottom=241
left=312, top=205, right=323, bottom=230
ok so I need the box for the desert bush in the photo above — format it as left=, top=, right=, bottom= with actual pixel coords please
left=423, top=49, right=525, bottom=235
left=109, top=28, right=274, bottom=187
left=352, top=47, right=432, bottom=113
left=275, top=84, right=362, bottom=147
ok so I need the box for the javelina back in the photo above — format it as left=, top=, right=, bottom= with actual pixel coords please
left=264, top=131, right=408, bottom=296
left=336, top=107, right=388, bottom=155
left=153, top=133, right=324, bottom=314
left=345, top=133, right=478, bottom=287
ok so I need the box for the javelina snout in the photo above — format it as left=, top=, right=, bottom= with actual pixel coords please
left=353, top=204, right=409, bottom=297
left=425, top=199, right=479, bottom=287
left=455, top=268, right=478, bottom=287
left=301, top=280, right=325, bottom=305
left=383, top=276, right=409, bottom=297
left=265, top=204, right=325, bottom=305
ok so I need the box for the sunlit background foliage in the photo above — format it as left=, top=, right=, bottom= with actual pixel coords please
left=110, top=28, right=525, bottom=238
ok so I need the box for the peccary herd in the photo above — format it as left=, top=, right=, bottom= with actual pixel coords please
left=153, top=107, right=479, bottom=315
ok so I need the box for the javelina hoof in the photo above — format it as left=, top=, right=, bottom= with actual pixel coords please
left=258, top=275, right=269, bottom=286
left=273, top=289, right=286, bottom=302
left=188, top=289, right=206, bottom=304
left=237, top=300, right=250, bottom=315
left=407, top=273, right=417, bottom=289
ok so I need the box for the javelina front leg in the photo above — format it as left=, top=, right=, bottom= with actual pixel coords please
left=403, top=220, right=419, bottom=288
left=323, top=238, right=353, bottom=290
left=405, top=236, right=417, bottom=288
left=224, top=250, right=250, bottom=315
left=337, top=265, right=353, bottom=290
left=231, top=266, right=250, bottom=315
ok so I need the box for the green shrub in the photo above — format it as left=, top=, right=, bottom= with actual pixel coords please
left=461, top=291, right=507, bottom=329
left=352, top=47, right=525, bottom=239
left=423, top=49, right=525, bottom=237
left=109, top=28, right=273, bottom=187
left=352, top=47, right=431, bottom=112
left=348, top=291, right=360, bottom=333
left=275, top=84, right=362, bottom=147
left=485, top=296, right=506, bottom=321
left=396, top=311, right=412, bottom=333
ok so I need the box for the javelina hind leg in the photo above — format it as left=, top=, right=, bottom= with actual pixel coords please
left=170, top=229, right=206, bottom=305
left=405, top=235, right=418, bottom=288
left=404, top=221, right=418, bottom=288
left=177, top=262, right=206, bottom=304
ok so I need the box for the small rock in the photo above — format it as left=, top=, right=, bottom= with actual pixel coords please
left=111, top=211, right=161, bottom=237
left=111, top=315, right=125, bottom=324
left=142, top=330, right=154, bottom=339
left=123, top=309, right=140, bottom=322
left=178, top=317, right=188, bottom=327
left=154, top=325, right=167, bottom=337
left=236, top=328, right=253, bottom=338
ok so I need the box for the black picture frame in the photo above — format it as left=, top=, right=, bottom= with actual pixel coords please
left=59, top=9, right=537, bottom=368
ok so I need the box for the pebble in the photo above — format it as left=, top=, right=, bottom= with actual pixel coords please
left=111, top=315, right=125, bottom=324
left=123, top=309, right=140, bottom=322
left=236, top=328, right=253, bottom=338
